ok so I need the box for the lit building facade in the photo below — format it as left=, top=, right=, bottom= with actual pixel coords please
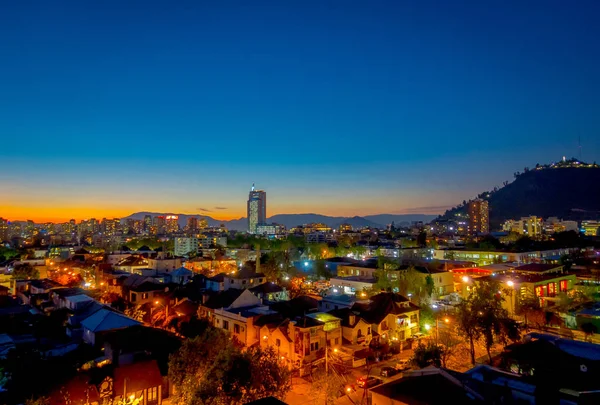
left=247, top=184, right=266, bottom=233
left=468, top=199, right=489, bottom=234
left=174, top=237, right=199, bottom=257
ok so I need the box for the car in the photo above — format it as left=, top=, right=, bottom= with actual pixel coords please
left=380, top=366, right=399, bottom=377
left=411, top=332, right=426, bottom=340
left=395, top=359, right=411, bottom=371
left=356, top=376, right=382, bottom=389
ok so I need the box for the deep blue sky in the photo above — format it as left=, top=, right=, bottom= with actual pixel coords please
left=1, top=0, right=599, bottom=221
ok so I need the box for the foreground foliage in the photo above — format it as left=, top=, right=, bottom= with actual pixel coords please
left=169, top=328, right=291, bottom=405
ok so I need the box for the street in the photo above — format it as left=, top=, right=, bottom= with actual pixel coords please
left=285, top=349, right=415, bottom=405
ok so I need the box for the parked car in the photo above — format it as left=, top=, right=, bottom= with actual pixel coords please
left=411, top=332, right=426, bottom=340
left=395, top=359, right=411, bottom=371
left=356, top=375, right=382, bottom=389
left=380, top=366, right=399, bottom=378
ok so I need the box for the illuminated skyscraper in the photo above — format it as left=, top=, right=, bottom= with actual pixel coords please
left=247, top=184, right=266, bottom=233
left=166, top=215, right=180, bottom=233
left=468, top=199, right=489, bottom=234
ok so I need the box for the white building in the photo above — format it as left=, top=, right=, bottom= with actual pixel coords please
left=174, top=237, right=198, bottom=257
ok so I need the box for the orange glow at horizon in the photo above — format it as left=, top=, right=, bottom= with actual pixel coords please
left=0, top=205, right=243, bottom=223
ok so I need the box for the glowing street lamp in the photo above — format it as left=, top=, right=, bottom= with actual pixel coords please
left=462, top=276, right=470, bottom=283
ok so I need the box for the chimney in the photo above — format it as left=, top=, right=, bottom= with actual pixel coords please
left=202, top=293, right=209, bottom=304
left=349, top=314, right=356, bottom=325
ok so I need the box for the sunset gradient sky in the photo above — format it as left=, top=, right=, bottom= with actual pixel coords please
left=2, top=1, right=599, bottom=223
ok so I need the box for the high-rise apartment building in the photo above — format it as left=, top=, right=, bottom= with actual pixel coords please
left=154, top=216, right=166, bottom=234
left=144, top=215, right=152, bottom=232
left=186, top=217, right=199, bottom=234
left=0, top=218, right=8, bottom=242
left=174, top=236, right=199, bottom=257
left=166, top=215, right=179, bottom=233
left=468, top=199, right=489, bottom=234
left=247, top=184, right=266, bottom=233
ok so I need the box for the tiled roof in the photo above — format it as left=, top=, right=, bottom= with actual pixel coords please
left=249, top=282, right=284, bottom=294
left=81, top=309, right=140, bottom=333
left=350, top=292, right=418, bottom=325
left=202, top=289, right=244, bottom=309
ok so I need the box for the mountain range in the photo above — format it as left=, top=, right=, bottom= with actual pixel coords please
left=123, top=212, right=437, bottom=231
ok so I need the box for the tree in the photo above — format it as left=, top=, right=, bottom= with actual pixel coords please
left=308, top=368, right=346, bottom=405
left=169, top=327, right=290, bottom=405
left=517, top=297, right=545, bottom=329
left=411, top=341, right=443, bottom=368
left=438, top=329, right=462, bottom=368
left=419, top=307, right=435, bottom=334
left=457, top=280, right=520, bottom=365
left=455, top=295, right=482, bottom=365
left=11, top=263, right=39, bottom=280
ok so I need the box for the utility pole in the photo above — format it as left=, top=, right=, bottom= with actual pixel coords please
left=325, top=330, right=328, bottom=374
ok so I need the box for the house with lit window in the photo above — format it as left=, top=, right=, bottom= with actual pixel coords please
left=256, top=311, right=342, bottom=375
left=341, top=292, right=421, bottom=344
left=199, top=288, right=275, bottom=346
left=476, top=263, right=577, bottom=314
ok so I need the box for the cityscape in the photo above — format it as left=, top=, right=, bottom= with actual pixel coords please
left=2, top=2, right=600, bottom=405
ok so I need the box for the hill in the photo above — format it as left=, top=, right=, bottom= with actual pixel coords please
left=441, top=164, right=600, bottom=226
left=124, top=212, right=436, bottom=231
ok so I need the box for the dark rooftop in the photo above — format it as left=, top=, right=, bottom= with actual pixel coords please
left=514, top=263, right=563, bottom=273
left=370, top=368, right=482, bottom=404
left=249, top=282, right=284, bottom=294
left=202, top=289, right=244, bottom=309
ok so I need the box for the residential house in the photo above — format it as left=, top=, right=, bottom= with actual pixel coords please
left=169, top=266, right=193, bottom=285
left=147, top=255, right=182, bottom=273
left=256, top=311, right=342, bottom=375
left=249, top=282, right=289, bottom=302
left=129, top=282, right=167, bottom=306
left=113, top=255, right=149, bottom=274
left=318, top=293, right=360, bottom=312
left=206, top=289, right=273, bottom=346
left=343, top=292, right=420, bottom=344
left=206, top=269, right=266, bottom=292
left=81, top=308, right=141, bottom=346
left=414, top=267, right=454, bottom=298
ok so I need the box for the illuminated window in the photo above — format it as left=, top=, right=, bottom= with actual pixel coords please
left=147, top=387, right=158, bottom=402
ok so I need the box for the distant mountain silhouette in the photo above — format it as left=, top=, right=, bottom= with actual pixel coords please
left=440, top=166, right=600, bottom=227
left=124, top=212, right=436, bottom=231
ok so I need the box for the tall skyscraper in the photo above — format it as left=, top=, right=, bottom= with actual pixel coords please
left=468, top=199, right=489, bottom=234
left=247, top=184, right=266, bottom=233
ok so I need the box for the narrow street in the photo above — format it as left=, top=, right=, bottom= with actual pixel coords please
left=285, top=349, right=415, bottom=405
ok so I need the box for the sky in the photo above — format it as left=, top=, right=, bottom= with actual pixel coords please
left=1, top=0, right=599, bottom=223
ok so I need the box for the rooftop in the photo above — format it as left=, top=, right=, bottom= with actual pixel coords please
left=514, top=263, right=563, bottom=273
left=81, top=308, right=140, bottom=332
left=370, top=367, right=482, bottom=404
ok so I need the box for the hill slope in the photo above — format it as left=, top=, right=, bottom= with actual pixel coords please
left=442, top=167, right=600, bottom=226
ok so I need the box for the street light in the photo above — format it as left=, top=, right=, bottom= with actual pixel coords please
left=506, top=280, right=515, bottom=317
left=462, top=276, right=470, bottom=283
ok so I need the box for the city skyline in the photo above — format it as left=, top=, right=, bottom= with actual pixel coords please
left=2, top=1, right=600, bottom=223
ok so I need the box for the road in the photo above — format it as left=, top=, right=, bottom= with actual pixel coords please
left=284, top=349, right=414, bottom=405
